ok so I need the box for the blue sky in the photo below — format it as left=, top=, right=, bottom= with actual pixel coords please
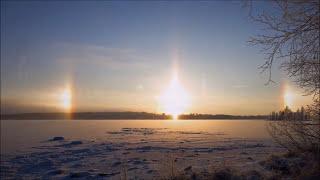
left=0, top=1, right=311, bottom=114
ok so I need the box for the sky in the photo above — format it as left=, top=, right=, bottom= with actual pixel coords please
left=0, top=1, right=312, bottom=115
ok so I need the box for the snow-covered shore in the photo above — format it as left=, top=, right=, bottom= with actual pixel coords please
left=1, top=127, right=284, bottom=179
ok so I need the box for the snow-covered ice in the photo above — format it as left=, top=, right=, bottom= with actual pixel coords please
left=1, top=125, right=284, bottom=179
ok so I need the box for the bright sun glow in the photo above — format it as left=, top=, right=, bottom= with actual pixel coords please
left=60, top=87, right=72, bottom=112
left=284, top=90, right=294, bottom=108
left=159, top=73, right=190, bottom=119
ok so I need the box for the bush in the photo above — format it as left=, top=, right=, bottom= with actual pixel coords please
left=260, top=152, right=319, bottom=179
left=267, top=102, right=320, bottom=157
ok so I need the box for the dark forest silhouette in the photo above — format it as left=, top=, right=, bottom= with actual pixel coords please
left=269, top=106, right=311, bottom=121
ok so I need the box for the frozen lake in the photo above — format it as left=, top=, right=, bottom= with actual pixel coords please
left=1, top=120, right=283, bottom=179
left=1, top=119, right=270, bottom=154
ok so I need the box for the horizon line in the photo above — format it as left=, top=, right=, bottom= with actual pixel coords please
left=0, top=111, right=268, bottom=116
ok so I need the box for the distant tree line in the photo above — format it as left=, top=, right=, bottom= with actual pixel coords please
left=269, top=106, right=311, bottom=121
left=179, top=113, right=266, bottom=120
left=1, top=112, right=171, bottom=120
left=1, top=112, right=267, bottom=120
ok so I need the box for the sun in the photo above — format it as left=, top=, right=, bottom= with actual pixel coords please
left=60, top=87, right=72, bottom=112
left=283, top=83, right=295, bottom=109
left=158, top=73, right=190, bottom=119
left=284, top=90, right=294, bottom=108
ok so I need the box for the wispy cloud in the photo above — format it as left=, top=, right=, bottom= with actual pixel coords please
left=54, top=42, right=151, bottom=70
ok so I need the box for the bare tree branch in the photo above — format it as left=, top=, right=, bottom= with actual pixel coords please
left=246, top=0, right=320, bottom=156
